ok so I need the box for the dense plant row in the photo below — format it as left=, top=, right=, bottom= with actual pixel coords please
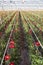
left=0, top=12, right=17, bottom=64
left=21, top=11, right=43, bottom=65
left=0, top=11, right=43, bottom=65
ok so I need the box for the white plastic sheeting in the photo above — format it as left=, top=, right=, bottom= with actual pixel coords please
left=0, top=0, right=43, bottom=10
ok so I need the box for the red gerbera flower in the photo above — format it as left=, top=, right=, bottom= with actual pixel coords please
left=10, top=40, right=15, bottom=44
left=9, top=62, right=15, bottom=65
left=9, top=44, right=15, bottom=48
left=35, top=42, right=40, bottom=46
left=4, top=55, right=10, bottom=61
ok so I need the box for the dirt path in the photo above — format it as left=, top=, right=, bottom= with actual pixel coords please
left=18, top=12, right=31, bottom=65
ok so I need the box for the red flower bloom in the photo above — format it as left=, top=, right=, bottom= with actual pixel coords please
left=10, top=41, right=15, bottom=44
left=35, top=42, right=40, bottom=46
left=4, top=55, right=10, bottom=61
left=9, top=62, right=15, bottom=65
left=9, top=44, right=15, bottom=48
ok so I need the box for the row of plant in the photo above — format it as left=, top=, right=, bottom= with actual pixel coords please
left=21, top=12, right=43, bottom=65
left=22, top=12, right=43, bottom=45
left=1, top=12, right=21, bottom=65
left=23, top=12, right=43, bottom=31
left=0, top=12, right=17, bottom=64
left=0, top=11, right=12, bottom=24
left=0, top=12, right=16, bottom=31
left=0, top=12, right=16, bottom=40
